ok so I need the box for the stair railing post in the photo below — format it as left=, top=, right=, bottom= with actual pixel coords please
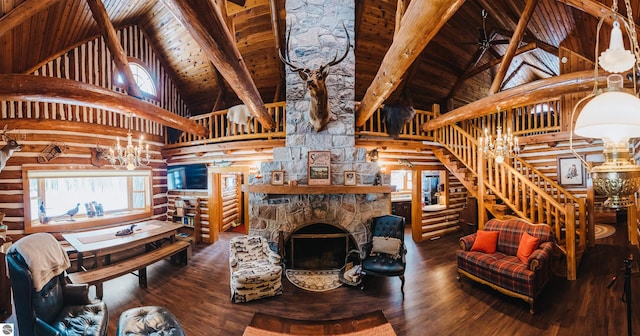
left=477, top=145, right=486, bottom=229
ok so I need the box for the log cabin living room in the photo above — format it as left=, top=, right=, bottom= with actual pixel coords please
left=1, top=0, right=640, bottom=335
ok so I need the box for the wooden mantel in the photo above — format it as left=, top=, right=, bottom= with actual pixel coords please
left=243, top=185, right=396, bottom=194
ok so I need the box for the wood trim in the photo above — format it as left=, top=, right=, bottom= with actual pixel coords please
left=160, top=0, right=275, bottom=130
left=0, top=74, right=207, bottom=136
left=242, top=185, right=395, bottom=194
left=355, top=0, right=465, bottom=127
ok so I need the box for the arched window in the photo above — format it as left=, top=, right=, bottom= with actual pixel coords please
left=115, top=60, right=157, bottom=98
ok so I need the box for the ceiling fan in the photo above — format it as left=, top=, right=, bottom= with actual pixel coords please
left=465, top=9, right=510, bottom=68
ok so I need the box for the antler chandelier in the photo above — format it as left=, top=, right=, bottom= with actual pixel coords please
left=479, top=107, right=519, bottom=164
left=106, top=113, right=150, bottom=170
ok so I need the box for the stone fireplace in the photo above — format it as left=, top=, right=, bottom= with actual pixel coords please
left=246, top=0, right=391, bottom=267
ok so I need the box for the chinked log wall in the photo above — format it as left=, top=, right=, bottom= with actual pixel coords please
left=0, top=25, right=189, bottom=234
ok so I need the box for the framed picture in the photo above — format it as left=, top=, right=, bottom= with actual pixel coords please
left=557, top=156, right=585, bottom=187
left=344, top=171, right=356, bottom=186
left=308, top=151, right=331, bottom=185
left=271, top=171, right=284, bottom=185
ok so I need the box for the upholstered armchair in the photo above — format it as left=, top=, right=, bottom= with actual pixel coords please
left=361, top=214, right=407, bottom=293
left=229, top=235, right=283, bottom=303
left=7, top=233, right=108, bottom=336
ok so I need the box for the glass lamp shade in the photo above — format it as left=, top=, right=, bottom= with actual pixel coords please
left=574, top=91, right=640, bottom=143
left=598, top=21, right=636, bottom=73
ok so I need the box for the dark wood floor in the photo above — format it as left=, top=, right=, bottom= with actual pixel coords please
left=4, top=222, right=640, bottom=336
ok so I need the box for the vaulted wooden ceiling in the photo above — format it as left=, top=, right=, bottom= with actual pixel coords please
left=0, top=0, right=635, bottom=117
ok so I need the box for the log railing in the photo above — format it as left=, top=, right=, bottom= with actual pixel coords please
left=357, top=106, right=436, bottom=141
left=470, top=98, right=561, bottom=137
left=435, top=121, right=582, bottom=280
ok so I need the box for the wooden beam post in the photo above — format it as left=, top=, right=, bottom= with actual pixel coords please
left=0, top=74, right=207, bottom=136
left=85, top=0, right=143, bottom=98
left=489, top=0, right=539, bottom=94
left=421, top=70, right=608, bottom=132
left=355, top=0, right=465, bottom=127
left=411, top=168, right=423, bottom=242
left=394, top=0, right=407, bottom=39
left=269, top=0, right=285, bottom=103
left=160, top=0, right=275, bottom=130
left=0, top=0, right=62, bottom=38
left=477, top=148, right=486, bottom=229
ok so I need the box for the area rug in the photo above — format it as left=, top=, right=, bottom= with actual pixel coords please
left=242, top=310, right=397, bottom=336
left=285, top=269, right=342, bottom=292
left=594, top=224, right=616, bottom=240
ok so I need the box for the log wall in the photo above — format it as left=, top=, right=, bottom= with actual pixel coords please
left=0, top=25, right=191, bottom=235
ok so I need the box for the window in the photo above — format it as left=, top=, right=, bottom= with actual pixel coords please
left=115, top=60, right=157, bottom=98
left=23, top=168, right=153, bottom=233
left=390, top=170, right=413, bottom=191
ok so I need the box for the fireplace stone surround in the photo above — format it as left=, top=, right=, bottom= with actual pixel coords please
left=247, top=0, right=392, bottom=254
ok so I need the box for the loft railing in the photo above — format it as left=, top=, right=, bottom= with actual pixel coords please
left=469, top=98, right=561, bottom=137
left=165, top=102, right=437, bottom=148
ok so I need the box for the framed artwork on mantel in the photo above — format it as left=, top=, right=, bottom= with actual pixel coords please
left=308, top=151, right=331, bottom=185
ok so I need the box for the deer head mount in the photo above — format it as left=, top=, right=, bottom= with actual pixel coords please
left=0, top=125, right=21, bottom=172
left=279, top=22, right=351, bottom=132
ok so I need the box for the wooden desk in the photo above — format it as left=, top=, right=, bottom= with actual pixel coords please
left=62, top=220, right=182, bottom=271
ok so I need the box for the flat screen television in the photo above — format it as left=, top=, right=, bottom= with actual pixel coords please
left=167, top=164, right=208, bottom=190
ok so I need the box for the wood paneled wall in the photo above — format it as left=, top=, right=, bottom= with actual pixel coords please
left=0, top=25, right=193, bottom=235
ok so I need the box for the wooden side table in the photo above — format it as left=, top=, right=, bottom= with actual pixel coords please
left=0, top=240, right=12, bottom=317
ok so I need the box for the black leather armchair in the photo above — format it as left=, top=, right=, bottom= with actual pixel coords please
left=7, top=234, right=108, bottom=336
left=361, top=214, right=407, bottom=293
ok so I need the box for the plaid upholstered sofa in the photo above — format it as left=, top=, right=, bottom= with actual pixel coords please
left=457, top=218, right=554, bottom=314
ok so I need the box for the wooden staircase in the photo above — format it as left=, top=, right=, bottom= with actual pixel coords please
left=434, top=122, right=586, bottom=280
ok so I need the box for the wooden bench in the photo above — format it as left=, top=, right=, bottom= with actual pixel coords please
left=67, top=240, right=191, bottom=299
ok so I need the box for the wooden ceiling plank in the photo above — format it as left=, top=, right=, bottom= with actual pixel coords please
left=421, top=69, right=607, bottom=132
left=160, top=0, right=274, bottom=129
left=355, top=0, right=466, bottom=127
left=0, top=0, right=62, bottom=38
left=85, top=0, right=143, bottom=98
left=489, top=0, right=539, bottom=94
left=0, top=74, right=208, bottom=136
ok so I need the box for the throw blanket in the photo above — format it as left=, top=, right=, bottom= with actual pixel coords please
left=9, top=233, right=70, bottom=291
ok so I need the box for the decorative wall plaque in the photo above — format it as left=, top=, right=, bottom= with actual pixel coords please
left=308, top=151, right=331, bottom=185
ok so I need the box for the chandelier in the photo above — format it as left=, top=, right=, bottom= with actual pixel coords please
left=570, top=0, right=640, bottom=208
left=479, top=108, right=519, bottom=164
left=106, top=113, right=150, bottom=170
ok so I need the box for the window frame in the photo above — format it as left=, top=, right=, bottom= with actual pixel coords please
left=114, top=58, right=160, bottom=101
left=22, top=165, right=154, bottom=233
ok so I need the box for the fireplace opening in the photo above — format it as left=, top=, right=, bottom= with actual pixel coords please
left=285, top=223, right=358, bottom=270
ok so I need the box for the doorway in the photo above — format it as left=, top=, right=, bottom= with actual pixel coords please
left=209, top=166, right=249, bottom=235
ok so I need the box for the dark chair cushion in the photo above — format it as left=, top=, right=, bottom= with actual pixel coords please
left=362, top=253, right=405, bottom=275
left=117, top=306, right=185, bottom=336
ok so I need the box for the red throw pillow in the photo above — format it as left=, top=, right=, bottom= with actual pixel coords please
left=517, top=231, right=540, bottom=264
left=470, top=230, right=499, bottom=253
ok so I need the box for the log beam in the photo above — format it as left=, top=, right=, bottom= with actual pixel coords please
left=489, top=0, right=539, bottom=94
left=0, top=0, right=62, bottom=38
left=355, top=0, right=465, bottom=127
left=160, top=0, right=275, bottom=130
left=421, top=70, right=607, bottom=131
left=85, top=0, right=143, bottom=98
left=0, top=75, right=208, bottom=136
left=269, top=0, right=285, bottom=103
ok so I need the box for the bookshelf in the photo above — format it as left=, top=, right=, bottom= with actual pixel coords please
left=172, top=197, right=201, bottom=244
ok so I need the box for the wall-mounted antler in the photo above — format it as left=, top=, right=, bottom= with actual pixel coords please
left=279, top=22, right=351, bottom=132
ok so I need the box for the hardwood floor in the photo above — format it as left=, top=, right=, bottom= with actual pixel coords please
left=3, top=222, right=640, bottom=336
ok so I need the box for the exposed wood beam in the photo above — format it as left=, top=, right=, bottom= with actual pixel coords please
left=523, top=61, right=555, bottom=77
left=355, top=0, right=466, bottom=127
left=269, top=0, right=285, bottom=103
left=556, top=0, right=628, bottom=26
left=500, top=62, right=525, bottom=90
left=0, top=75, right=208, bottom=137
left=354, top=0, right=365, bottom=51
left=421, top=70, right=608, bottom=131
left=85, top=0, right=143, bottom=98
left=489, top=0, right=539, bottom=94
left=160, top=0, right=275, bottom=130
left=394, top=0, right=407, bottom=39
left=0, top=0, right=62, bottom=38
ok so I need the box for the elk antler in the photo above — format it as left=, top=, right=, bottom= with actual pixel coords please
left=320, top=22, right=351, bottom=71
left=278, top=22, right=305, bottom=72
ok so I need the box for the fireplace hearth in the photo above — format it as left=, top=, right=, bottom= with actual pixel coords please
left=285, top=223, right=357, bottom=270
